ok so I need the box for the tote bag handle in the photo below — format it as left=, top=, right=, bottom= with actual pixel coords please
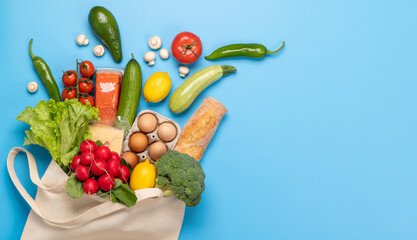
left=7, top=147, right=162, bottom=227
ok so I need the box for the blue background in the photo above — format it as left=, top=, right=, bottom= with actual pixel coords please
left=1, top=0, right=417, bottom=239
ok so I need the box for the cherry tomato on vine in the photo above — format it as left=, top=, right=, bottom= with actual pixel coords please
left=79, top=61, right=95, bottom=77
left=171, top=32, right=203, bottom=64
left=62, top=70, right=77, bottom=87
left=62, top=88, right=77, bottom=100
left=79, top=95, right=95, bottom=106
left=79, top=78, right=93, bottom=93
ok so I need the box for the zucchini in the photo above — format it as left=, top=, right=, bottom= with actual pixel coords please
left=116, top=54, right=142, bottom=126
left=169, top=65, right=236, bottom=113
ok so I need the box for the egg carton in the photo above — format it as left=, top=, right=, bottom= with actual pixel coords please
left=121, top=110, right=181, bottom=164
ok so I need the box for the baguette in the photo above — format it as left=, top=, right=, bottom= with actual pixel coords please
left=174, top=97, right=227, bottom=161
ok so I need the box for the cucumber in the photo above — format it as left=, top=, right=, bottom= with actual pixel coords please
left=169, top=65, right=236, bottom=113
left=89, top=6, right=122, bottom=63
left=117, top=54, right=142, bottom=126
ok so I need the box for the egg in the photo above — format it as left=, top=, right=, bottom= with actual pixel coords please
left=138, top=113, right=158, bottom=133
left=129, top=132, right=148, bottom=152
left=122, top=151, right=139, bottom=168
left=148, top=141, right=167, bottom=160
left=157, top=122, right=177, bottom=142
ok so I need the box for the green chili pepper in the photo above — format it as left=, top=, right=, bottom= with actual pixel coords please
left=205, top=41, right=285, bottom=60
left=29, top=39, right=61, bottom=102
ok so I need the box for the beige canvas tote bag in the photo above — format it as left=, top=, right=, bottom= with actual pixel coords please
left=7, top=147, right=185, bottom=240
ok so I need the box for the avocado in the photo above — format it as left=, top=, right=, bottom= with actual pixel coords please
left=89, top=6, right=122, bottom=63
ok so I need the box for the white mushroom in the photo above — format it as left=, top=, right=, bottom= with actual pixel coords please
left=148, top=36, right=162, bottom=50
left=93, top=45, right=105, bottom=57
left=27, top=81, right=38, bottom=93
left=179, top=66, right=189, bottom=78
left=144, top=51, right=156, bottom=66
left=76, top=34, right=89, bottom=46
left=159, top=48, right=170, bottom=59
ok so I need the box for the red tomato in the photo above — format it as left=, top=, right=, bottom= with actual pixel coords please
left=79, top=78, right=93, bottom=93
left=62, top=88, right=77, bottom=100
left=79, top=95, right=95, bottom=106
left=79, top=61, right=95, bottom=77
left=171, top=32, right=203, bottom=64
left=62, top=70, right=77, bottom=87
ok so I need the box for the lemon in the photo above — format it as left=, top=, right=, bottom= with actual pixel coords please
left=143, top=72, right=172, bottom=102
left=129, top=159, right=156, bottom=191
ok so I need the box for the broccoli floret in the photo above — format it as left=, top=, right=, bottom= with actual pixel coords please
left=155, top=150, right=205, bottom=207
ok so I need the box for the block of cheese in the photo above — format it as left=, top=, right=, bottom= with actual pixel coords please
left=88, top=123, right=124, bottom=155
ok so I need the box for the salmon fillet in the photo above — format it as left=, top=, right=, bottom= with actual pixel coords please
left=95, top=71, right=122, bottom=126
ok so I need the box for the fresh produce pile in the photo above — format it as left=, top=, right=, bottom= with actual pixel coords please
left=17, top=99, right=99, bottom=167
left=67, top=140, right=136, bottom=207
left=62, top=60, right=95, bottom=106
left=18, top=5, right=285, bottom=209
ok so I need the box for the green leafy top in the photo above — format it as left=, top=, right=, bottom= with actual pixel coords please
left=67, top=177, right=138, bottom=208
left=17, top=99, right=99, bottom=166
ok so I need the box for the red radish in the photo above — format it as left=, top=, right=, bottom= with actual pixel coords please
left=80, top=140, right=97, bottom=153
left=70, top=155, right=81, bottom=171
left=98, top=173, right=115, bottom=191
left=75, top=165, right=90, bottom=181
left=83, top=178, right=98, bottom=195
left=117, top=165, right=130, bottom=183
left=90, top=158, right=108, bottom=176
left=81, top=152, right=96, bottom=166
left=107, top=159, right=120, bottom=177
left=109, top=152, right=120, bottom=162
left=95, top=146, right=111, bottom=160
